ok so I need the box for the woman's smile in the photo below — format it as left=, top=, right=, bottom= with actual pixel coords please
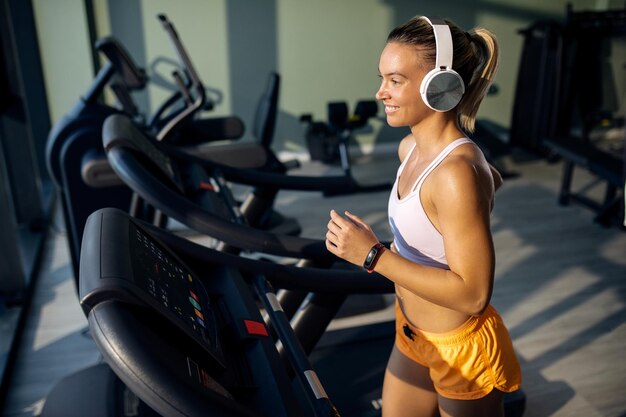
left=384, top=104, right=400, bottom=114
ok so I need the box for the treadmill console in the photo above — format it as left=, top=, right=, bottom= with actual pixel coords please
left=129, top=222, right=223, bottom=367
left=79, top=208, right=337, bottom=417
left=80, top=209, right=224, bottom=370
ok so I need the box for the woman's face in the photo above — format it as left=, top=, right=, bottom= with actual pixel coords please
left=375, top=42, right=430, bottom=128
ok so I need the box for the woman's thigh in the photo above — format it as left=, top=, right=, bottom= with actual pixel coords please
left=438, top=389, right=504, bottom=417
left=382, top=345, right=439, bottom=417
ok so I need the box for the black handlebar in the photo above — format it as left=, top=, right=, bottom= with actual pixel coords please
left=141, top=217, right=393, bottom=294
left=157, top=14, right=202, bottom=88
left=95, top=37, right=147, bottom=91
left=155, top=14, right=206, bottom=142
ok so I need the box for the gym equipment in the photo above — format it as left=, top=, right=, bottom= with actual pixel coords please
left=45, top=15, right=240, bottom=279
left=60, top=206, right=526, bottom=417
left=103, top=108, right=396, bottom=358
left=419, top=16, right=465, bottom=112
left=103, top=111, right=402, bottom=246
left=103, top=112, right=351, bottom=263
left=42, top=26, right=304, bottom=416
left=302, top=100, right=392, bottom=196
left=46, top=14, right=292, bottom=281
left=470, top=17, right=565, bottom=176
left=78, top=207, right=339, bottom=416
left=78, top=208, right=397, bottom=416
left=45, top=35, right=145, bottom=278
left=541, top=6, right=625, bottom=227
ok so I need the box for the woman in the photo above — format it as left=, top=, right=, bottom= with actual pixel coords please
left=325, top=15, right=521, bottom=417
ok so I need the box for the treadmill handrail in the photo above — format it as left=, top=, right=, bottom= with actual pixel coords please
left=106, top=145, right=336, bottom=263
left=139, top=216, right=394, bottom=294
left=252, top=274, right=341, bottom=417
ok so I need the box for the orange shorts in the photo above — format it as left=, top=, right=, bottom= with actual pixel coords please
left=395, top=301, right=522, bottom=400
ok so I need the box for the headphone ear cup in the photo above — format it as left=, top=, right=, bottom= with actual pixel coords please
left=420, top=69, right=465, bottom=112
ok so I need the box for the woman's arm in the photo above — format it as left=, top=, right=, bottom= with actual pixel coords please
left=326, top=156, right=495, bottom=316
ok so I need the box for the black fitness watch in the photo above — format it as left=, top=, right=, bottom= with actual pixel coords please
left=363, top=242, right=385, bottom=274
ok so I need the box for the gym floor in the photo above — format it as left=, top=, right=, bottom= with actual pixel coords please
left=2, top=149, right=625, bottom=417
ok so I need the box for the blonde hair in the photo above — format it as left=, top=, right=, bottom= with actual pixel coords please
left=386, top=16, right=500, bottom=133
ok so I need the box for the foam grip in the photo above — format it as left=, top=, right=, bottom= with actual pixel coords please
left=178, top=116, right=245, bottom=145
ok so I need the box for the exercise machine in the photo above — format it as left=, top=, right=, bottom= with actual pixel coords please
left=78, top=207, right=345, bottom=416
left=45, top=14, right=294, bottom=282
left=45, top=14, right=244, bottom=280
left=40, top=205, right=390, bottom=417
left=46, top=205, right=525, bottom=416
left=542, top=5, right=625, bottom=227
left=302, top=100, right=393, bottom=196
left=469, top=16, right=566, bottom=177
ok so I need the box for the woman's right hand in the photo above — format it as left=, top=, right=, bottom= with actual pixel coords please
left=326, top=209, right=379, bottom=267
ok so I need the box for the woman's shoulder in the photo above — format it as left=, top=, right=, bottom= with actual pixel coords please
left=446, top=139, right=488, bottom=167
left=438, top=141, right=488, bottom=178
left=430, top=142, right=495, bottom=201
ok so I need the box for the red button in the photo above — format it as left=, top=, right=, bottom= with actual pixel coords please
left=244, top=320, right=268, bottom=337
left=198, top=181, right=215, bottom=191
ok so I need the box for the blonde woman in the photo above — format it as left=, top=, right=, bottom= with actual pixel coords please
left=326, top=15, right=521, bottom=417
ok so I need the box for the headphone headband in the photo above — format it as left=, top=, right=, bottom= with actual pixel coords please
left=420, top=16, right=454, bottom=70
left=418, top=15, right=465, bottom=112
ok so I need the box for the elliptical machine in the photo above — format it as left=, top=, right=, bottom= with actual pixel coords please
left=45, top=35, right=147, bottom=279
left=45, top=14, right=246, bottom=281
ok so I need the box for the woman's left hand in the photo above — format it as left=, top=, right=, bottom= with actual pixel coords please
left=326, top=210, right=379, bottom=266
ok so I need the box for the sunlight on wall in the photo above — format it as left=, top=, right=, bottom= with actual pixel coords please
left=32, top=0, right=93, bottom=125
left=277, top=0, right=391, bottom=121
left=140, top=0, right=232, bottom=118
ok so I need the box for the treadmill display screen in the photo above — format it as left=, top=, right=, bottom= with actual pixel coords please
left=129, top=223, right=222, bottom=365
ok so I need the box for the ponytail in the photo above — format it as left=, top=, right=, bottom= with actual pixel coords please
left=455, top=27, right=500, bottom=133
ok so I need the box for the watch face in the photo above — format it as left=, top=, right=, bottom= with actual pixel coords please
left=364, top=246, right=379, bottom=269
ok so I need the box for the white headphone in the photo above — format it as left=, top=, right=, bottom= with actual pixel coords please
left=419, top=16, right=465, bottom=112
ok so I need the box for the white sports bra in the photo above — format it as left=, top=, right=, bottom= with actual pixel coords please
left=388, top=138, right=474, bottom=269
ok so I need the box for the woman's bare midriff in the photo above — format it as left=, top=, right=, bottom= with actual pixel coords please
left=395, top=284, right=475, bottom=333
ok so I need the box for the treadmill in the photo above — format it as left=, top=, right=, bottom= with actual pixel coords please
left=100, top=114, right=526, bottom=417
left=78, top=207, right=349, bottom=416
left=40, top=206, right=391, bottom=417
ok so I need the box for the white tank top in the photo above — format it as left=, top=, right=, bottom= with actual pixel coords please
left=388, top=138, right=473, bottom=269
